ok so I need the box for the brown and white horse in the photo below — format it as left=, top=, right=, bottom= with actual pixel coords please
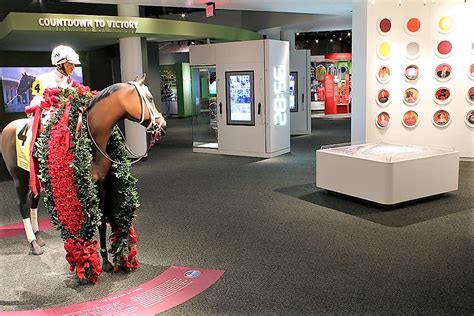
left=0, top=74, right=166, bottom=271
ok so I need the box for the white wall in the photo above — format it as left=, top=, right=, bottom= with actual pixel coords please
left=362, top=0, right=474, bottom=158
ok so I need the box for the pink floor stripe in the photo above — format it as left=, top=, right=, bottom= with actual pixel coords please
left=0, top=217, right=53, bottom=239
left=0, top=266, right=225, bottom=315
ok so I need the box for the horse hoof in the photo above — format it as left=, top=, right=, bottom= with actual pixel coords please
left=102, top=261, right=114, bottom=272
left=30, top=240, right=44, bottom=255
left=34, top=231, right=46, bottom=247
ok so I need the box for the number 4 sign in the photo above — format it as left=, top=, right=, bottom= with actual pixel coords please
left=31, top=79, right=43, bottom=96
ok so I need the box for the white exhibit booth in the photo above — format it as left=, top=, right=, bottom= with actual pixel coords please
left=189, top=39, right=290, bottom=158
left=316, top=143, right=459, bottom=205
left=290, top=49, right=311, bottom=135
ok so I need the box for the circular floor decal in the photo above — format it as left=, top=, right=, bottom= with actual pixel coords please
left=435, top=63, right=452, bottom=82
left=436, top=40, right=453, bottom=58
left=376, top=111, right=390, bottom=129
left=403, top=110, right=419, bottom=128
left=405, top=64, right=419, bottom=81
left=406, top=42, right=421, bottom=59
left=466, top=109, right=474, bottom=127
left=377, top=18, right=392, bottom=35
left=432, top=109, right=451, bottom=128
left=377, top=42, right=392, bottom=60
left=434, top=87, right=452, bottom=105
left=405, top=17, right=421, bottom=35
left=403, top=87, right=420, bottom=105
left=377, top=65, right=391, bottom=84
left=376, top=89, right=391, bottom=106
left=438, top=16, right=454, bottom=34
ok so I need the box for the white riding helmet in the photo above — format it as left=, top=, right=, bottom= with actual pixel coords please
left=51, top=45, right=81, bottom=65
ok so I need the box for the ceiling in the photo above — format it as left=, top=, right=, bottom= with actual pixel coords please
left=61, top=0, right=355, bottom=15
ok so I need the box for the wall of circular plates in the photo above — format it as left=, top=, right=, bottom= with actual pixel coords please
left=432, top=109, right=451, bottom=128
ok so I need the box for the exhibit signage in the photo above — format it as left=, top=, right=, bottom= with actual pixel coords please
left=273, top=65, right=287, bottom=126
left=38, top=17, right=139, bottom=30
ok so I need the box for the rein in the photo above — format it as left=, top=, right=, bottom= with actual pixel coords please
left=85, top=81, right=164, bottom=166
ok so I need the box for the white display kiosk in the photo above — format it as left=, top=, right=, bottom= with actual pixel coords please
left=290, top=49, right=311, bottom=135
left=190, top=40, right=290, bottom=158
left=316, top=143, right=459, bottom=205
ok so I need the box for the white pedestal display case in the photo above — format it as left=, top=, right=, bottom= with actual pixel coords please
left=316, top=143, right=459, bottom=205
left=190, top=40, right=290, bottom=158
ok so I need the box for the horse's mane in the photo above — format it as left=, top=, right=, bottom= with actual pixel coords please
left=88, top=83, right=126, bottom=109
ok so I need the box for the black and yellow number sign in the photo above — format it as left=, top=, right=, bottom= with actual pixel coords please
left=31, top=79, right=43, bottom=96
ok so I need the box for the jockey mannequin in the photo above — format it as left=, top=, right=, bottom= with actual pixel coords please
left=25, top=45, right=80, bottom=254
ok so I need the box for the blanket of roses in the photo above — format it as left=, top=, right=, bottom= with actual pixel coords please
left=33, top=80, right=140, bottom=283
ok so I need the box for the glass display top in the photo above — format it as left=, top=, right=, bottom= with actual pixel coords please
left=319, top=143, right=456, bottom=163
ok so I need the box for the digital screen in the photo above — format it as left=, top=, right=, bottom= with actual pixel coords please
left=1, top=67, right=83, bottom=113
left=209, top=80, right=217, bottom=95
left=289, top=72, right=298, bottom=112
left=226, top=71, right=254, bottom=125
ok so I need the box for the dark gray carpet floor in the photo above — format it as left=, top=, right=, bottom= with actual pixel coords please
left=0, top=117, right=473, bottom=314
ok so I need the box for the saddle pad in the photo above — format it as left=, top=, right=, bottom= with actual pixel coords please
left=15, top=119, right=32, bottom=172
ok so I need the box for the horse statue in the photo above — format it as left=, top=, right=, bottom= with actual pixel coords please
left=0, top=74, right=166, bottom=278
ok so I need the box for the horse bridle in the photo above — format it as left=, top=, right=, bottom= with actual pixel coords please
left=86, top=81, right=165, bottom=165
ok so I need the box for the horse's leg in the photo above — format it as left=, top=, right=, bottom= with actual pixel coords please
left=2, top=122, right=43, bottom=255
left=28, top=189, right=45, bottom=247
left=98, top=185, right=113, bottom=272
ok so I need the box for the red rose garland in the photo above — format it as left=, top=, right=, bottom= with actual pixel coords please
left=35, top=81, right=141, bottom=284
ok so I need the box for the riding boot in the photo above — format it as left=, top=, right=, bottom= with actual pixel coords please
left=34, top=231, right=46, bottom=247
left=30, top=240, right=44, bottom=255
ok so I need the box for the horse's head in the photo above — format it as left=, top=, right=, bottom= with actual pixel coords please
left=17, top=72, right=36, bottom=95
left=128, top=74, right=167, bottom=144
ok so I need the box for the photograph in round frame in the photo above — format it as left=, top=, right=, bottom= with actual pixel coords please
left=434, top=87, right=452, bottom=105
left=377, top=17, right=392, bottom=35
left=402, top=110, right=419, bottom=128
left=406, top=42, right=421, bottom=59
left=403, top=87, right=420, bottom=105
left=466, top=109, right=474, bottom=127
left=436, top=40, right=453, bottom=58
left=435, top=63, right=452, bottom=81
left=467, top=87, right=474, bottom=104
left=377, top=42, right=392, bottom=60
left=405, top=64, right=419, bottom=81
left=438, top=16, right=454, bottom=34
left=376, top=89, right=391, bottom=106
left=469, top=64, right=474, bottom=80
left=376, top=111, right=390, bottom=129
left=405, top=17, right=421, bottom=35
left=432, top=109, right=451, bottom=128
left=377, top=65, right=391, bottom=83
